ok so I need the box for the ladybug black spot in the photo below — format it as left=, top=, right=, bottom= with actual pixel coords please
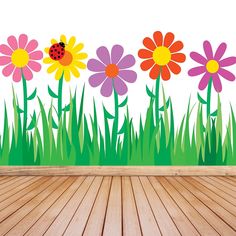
left=58, top=56, right=60, bottom=59
left=53, top=45, right=55, bottom=48
left=57, top=45, right=59, bottom=47
left=54, top=57, right=56, bottom=59
left=50, top=50, right=53, bottom=52
left=54, top=49, right=57, bottom=52
left=61, top=48, right=64, bottom=51
left=58, top=51, right=60, bottom=54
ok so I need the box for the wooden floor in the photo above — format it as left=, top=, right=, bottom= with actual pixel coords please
left=0, top=176, right=236, bottom=235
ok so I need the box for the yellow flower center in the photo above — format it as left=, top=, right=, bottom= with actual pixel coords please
left=206, top=60, right=219, bottom=73
left=152, top=46, right=171, bottom=66
left=11, top=49, right=29, bottom=68
left=59, top=51, right=73, bottom=66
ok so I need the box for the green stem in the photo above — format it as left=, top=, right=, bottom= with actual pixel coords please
left=58, top=73, right=64, bottom=120
left=207, top=77, right=212, bottom=119
left=111, top=81, right=119, bottom=156
left=155, top=73, right=161, bottom=127
left=22, top=72, right=28, bottom=131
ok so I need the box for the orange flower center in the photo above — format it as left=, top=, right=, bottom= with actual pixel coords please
left=105, top=64, right=119, bottom=78
left=59, top=50, right=73, bottom=66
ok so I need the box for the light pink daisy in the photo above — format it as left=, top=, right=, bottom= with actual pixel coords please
left=0, top=34, right=43, bottom=82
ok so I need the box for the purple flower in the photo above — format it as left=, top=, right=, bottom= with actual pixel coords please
left=188, top=41, right=236, bottom=92
left=87, top=45, right=137, bottom=97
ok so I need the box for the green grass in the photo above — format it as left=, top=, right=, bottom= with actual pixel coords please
left=0, top=83, right=236, bottom=166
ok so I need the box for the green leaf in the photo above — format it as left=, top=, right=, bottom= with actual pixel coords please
left=52, top=117, right=58, bottom=129
left=48, top=86, right=58, bottom=98
left=62, top=104, right=70, bottom=112
left=27, top=112, right=36, bottom=130
left=159, top=97, right=170, bottom=111
left=197, top=93, right=207, bottom=104
left=27, top=88, right=37, bottom=100
left=118, top=96, right=128, bottom=107
left=146, top=85, right=155, bottom=98
left=211, top=109, right=218, bottom=117
left=118, top=118, right=126, bottom=134
left=103, top=106, right=114, bottom=119
left=17, top=105, right=24, bottom=113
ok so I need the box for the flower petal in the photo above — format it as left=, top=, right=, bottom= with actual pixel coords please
left=47, top=62, right=58, bottom=73
left=70, top=66, right=80, bottom=78
left=13, top=68, right=22, bottom=82
left=190, top=52, right=207, bottom=65
left=68, top=36, right=76, bottom=48
left=87, top=59, right=105, bottom=72
left=219, top=57, right=236, bottom=67
left=164, top=32, right=175, bottom=48
left=140, top=59, right=154, bottom=71
left=2, top=63, right=15, bottom=76
left=149, top=64, right=160, bottom=80
left=169, top=41, right=183, bottom=53
left=161, top=65, right=171, bottom=81
left=0, top=44, right=13, bottom=55
left=96, top=46, right=110, bottom=65
left=75, top=53, right=88, bottom=60
left=43, top=57, right=54, bottom=64
left=25, top=40, right=38, bottom=53
left=212, top=73, right=222, bottom=92
left=143, top=37, right=156, bottom=51
left=198, top=72, right=211, bottom=90
left=89, top=72, right=107, bottom=87
left=117, top=55, right=135, bottom=69
left=22, top=66, right=33, bottom=81
left=7, top=36, right=18, bottom=50
left=73, top=43, right=84, bottom=53
left=171, top=53, right=186, bottom=63
left=168, top=61, right=181, bottom=74
left=218, top=68, right=235, bottom=81
left=101, top=78, right=113, bottom=97
left=114, top=77, right=128, bottom=96
left=28, top=61, right=41, bottom=72
left=74, top=60, right=86, bottom=69
left=64, top=69, right=71, bottom=81
left=138, top=49, right=153, bottom=59
left=118, top=70, right=137, bottom=83
left=19, top=34, right=28, bottom=49
left=0, top=56, right=11, bottom=65
left=214, top=42, right=226, bottom=60
left=153, top=31, right=163, bottom=47
left=203, top=41, right=213, bottom=59
left=188, top=66, right=206, bottom=76
left=111, top=45, right=124, bottom=64
left=29, top=51, right=43, bottom=60
left=55, top=67, right=63, bottom=80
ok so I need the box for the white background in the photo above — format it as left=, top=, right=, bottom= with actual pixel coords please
left=0, top=0, right=236, bottom=130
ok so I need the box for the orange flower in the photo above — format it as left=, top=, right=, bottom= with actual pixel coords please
left=138, top=31, right=186, bottom=80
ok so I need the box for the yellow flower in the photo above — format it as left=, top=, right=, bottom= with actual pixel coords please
left=43, top=35, right=88, bottom=81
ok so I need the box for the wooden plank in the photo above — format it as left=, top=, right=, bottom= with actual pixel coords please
left=0, top=177, right=69, bottom=235
left=0, top=176, right=33, bottom=196
left=0, top=177, right=41, bottom=203
left=122, top=177, right=142, bottom=236
left=131, top=176, right=161, bottom=236
left=208, top=176, right=236, bottom=192
left=0, top=176, right=23, bottom=191
left=187, top=177, right=236, bottom=216
left=103, top=177, right=122, bottom=236
left=6, top=177, right=82, bottom=236
left=139, top=177, right=180, bottom=236
left=157, top=177, right=218, bottom=235
left=0, top=166, right=236, bottom=176
left=0, top=177, right=57, bottom=221
left=149, top=176, right=200, bottom=236
left=63, top=177, right=103, bottom=236
left=27, top=176, right=94, bottom=236
left=195, top=177, right=236, bottom=205
left=83, top=177, right=112, bottom=236
left=226, top=176, right=236, bottom=183
left=220, top=176, right=236, bottom=186
left=0, top=176, right=17, bottom=185
left=167, top=177, right=236, bottom=235
left=0, top=176, right=48, bottom=211
left=177, top=177, right=236, bottom=230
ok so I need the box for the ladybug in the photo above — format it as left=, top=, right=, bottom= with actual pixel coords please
left=49, top=42, right=65, bottom=61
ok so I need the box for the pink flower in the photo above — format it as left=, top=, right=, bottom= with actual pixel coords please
left=188, top=41, right=236, bottom=92
left=0, top=34, right=43, bottom=82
